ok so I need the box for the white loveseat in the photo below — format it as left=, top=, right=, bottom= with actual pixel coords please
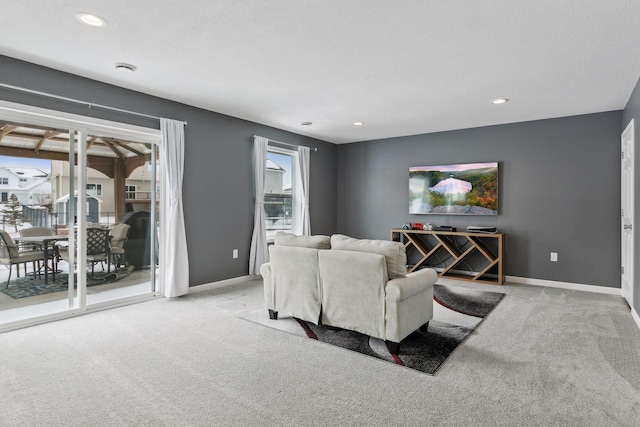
left=260, top=233, right=438, bottom=353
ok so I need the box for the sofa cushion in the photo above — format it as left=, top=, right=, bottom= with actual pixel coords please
left=330, top=234, right=407, bottom=279
left=274, top=232, right=331, bottom=249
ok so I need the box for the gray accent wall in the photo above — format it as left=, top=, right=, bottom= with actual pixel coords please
left=0, top=55, right=338, bottom=287
left=1, top=54, right=632, bottom=295
left=337, top=111, right=623, bottom=288
left=622, top=76, right=640, bottom=313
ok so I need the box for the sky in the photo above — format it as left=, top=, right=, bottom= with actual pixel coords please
left=0, top=156, right=51, bottom=173
left=409, top=162, right=497, bottom=173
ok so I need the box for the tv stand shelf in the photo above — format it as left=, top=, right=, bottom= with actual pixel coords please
left=391, top=229, right=505, bottom=285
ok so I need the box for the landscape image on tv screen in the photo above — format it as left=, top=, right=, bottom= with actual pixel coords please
left=409, top=162, right=498, bottom=215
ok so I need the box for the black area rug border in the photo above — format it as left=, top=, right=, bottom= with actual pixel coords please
left=432, top=283, right=505, bottom=318
left=293, top=318, right=471, bottom=376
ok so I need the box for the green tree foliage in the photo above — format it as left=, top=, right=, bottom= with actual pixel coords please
left=2, top=193, right=23, bottom=232
left=466, top=170, right=498, bottom=210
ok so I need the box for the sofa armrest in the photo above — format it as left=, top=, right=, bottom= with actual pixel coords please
left=385, top=268, right=438, bottom=302
left=260, top=262, right=272, bottom=280
left=260, top=262, right=274, bottom=309
left=265, top=245, right=322, bottom=324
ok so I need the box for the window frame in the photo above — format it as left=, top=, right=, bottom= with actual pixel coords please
left=86, top=183, right=102, bottom=196
left=265, top=146, right=298, bottom=241
left=0, top=99, right=164, bottom=332
left=125, top=185, right=137, bottom=199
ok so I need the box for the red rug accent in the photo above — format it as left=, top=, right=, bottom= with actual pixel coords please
left=295, top=318, right=318, bottom=340
left=388, top=349, right=405, bottom=366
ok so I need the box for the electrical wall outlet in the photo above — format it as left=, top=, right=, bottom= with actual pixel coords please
left=550, top=252, right=558, bottom=262
left=233, top=249, right=238, bottom=259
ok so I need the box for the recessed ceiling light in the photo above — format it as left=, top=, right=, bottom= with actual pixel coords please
left=75, top=13, right=107, bottom=27
left=114, top=63, right=137, bottom=73
left=491, top=98, right=509, bottom=104
left=353, top=121, right=365, bottom=126
left=301, top=121, right=313, bottom=127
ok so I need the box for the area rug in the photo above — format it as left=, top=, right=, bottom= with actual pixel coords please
left=241, top=284, right=504, bottom=375
left=0, top=265, right=135, bottom=299
left=1, top=275, right=71, bottom=299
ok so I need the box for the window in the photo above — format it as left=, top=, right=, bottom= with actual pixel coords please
left=0, top=178, right=7, bottom=185
left=1, top=192, right=7, bottom=202
left=265, top=147, right=297, bottom=241
left=125, top=185, right=136, bottom=199
left=86, top=183, right=102, bottom=196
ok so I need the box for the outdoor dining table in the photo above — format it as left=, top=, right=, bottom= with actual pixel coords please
left=14, top=235, right=69, bottom=285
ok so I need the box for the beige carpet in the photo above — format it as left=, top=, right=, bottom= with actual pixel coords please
left=0, top=279, right=639, bottom=426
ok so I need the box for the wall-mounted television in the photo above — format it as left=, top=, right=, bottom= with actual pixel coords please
left=409, top=162, right=498, bottom=215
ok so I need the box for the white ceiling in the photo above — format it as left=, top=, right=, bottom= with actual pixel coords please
left=1, top=1, right=639, bottom=144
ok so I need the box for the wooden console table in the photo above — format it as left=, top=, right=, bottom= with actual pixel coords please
left=391, top=229, right=505, bottom=285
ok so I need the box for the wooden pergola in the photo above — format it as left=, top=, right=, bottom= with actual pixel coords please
left=0, top=122, right=154, bottom=219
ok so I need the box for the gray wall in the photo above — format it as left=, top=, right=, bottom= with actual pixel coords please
left=622, top=76, right=640, bottom=313
left=1, top=54, right=631, bottom=294
left=0, top=55, right=338, bottom=286
left=337, top=111, right=622, bottom=288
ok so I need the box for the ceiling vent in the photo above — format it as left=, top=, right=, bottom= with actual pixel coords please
left=114, top=63, right=137, bottom=73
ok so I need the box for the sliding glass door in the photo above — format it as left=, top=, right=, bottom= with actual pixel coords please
left=0, top=125, right=76, bottom=323
left=0, top=101, right=162, bottom=330
left=83, top=138, right=161, bottom=307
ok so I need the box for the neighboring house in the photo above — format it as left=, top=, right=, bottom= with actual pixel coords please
left=264, top=159, right=287, bottom=195
left=49, top=160, right=157, bottom=222
left=0, top=166, right=51, bottom=205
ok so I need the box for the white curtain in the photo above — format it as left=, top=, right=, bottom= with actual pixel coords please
left=161, top=118, right=189, bottom=297
left=293, top=145, right=311, bottom=235
left=249, top=136, right=269, bottom=274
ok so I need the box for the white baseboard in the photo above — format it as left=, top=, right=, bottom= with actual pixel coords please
left=189, top=275, right=260, bottom=294
left=506, top=275, right=621, bottom=296
left=191, top=273, right=640, bottom=330
left=632, top=306, right=640, bottom=330
left=0, top=293, right=158, bottom=334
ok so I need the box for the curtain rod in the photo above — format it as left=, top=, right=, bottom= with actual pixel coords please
left=253, top=134, right=318, bottom=152
left=0, top=83, right=187, bottom=126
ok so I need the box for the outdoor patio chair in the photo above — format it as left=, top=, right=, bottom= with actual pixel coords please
left=58, top=227, right=111, bottom=277
left=19, top=226, right=58, bottom=276
left=19, top=226, right=56, bottom=250
left=109, top=223, right=130, bottom=269
left=19, top=226, right=55, bottom=238
left=0, top=230, right=45, bottom=289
